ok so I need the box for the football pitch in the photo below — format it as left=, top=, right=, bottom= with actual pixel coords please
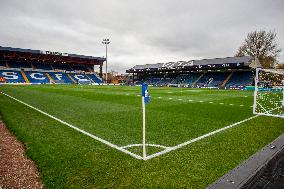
left=0, top=85, right=284, bottom=188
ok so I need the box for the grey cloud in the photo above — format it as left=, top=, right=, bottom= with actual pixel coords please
left=0, top=0, right=283, bottom=73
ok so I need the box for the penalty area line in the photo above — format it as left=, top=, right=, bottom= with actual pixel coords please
left=144, top=114, right=260, bottom=160
left=0, top=92, right=143, bottom=160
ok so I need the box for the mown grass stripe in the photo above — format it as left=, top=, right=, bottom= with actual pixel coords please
left=145, top=114, right=260, bottom=160
left=0, top=92, right=143, bottom=160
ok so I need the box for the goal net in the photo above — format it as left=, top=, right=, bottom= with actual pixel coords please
left=253, top=68, right=284, bottom=118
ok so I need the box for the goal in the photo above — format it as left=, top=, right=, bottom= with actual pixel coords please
left=253, top=68, right=284, bottom=118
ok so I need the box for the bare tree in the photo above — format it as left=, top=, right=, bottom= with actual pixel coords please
left=235, top=30, right=282, bottom=68
left=277, top=63, right=284, bottom=69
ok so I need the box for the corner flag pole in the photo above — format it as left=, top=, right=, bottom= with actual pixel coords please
left=141, top=83, right=149, bottom=160
left=142, top=95, right=146, bottom=159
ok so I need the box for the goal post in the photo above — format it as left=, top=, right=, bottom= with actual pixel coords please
left=253, top=68, right=284, bottom=118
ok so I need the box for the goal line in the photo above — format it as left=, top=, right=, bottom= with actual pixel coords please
left=0, top=91, right=268, bottom=161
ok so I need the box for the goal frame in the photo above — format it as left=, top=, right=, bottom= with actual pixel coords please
left=253, top=68, right=284, bottom=118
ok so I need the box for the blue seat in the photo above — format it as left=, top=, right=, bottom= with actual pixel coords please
left=52, top=63, right=72, bottom=71
left=25, top=71, right=50, bottom=84
left=9, top=61, right=31, bottom=68
left=71, top=64, right=89, bottom=72
left=196, top=72, right=229, bottom=88
left=48, top=72, right=73, bottom=84
left=87, top=74, right=102, bottom=84
left=0, top=70, right=25, bottom=83
left=33, top=62, right=53, bottom=70
left=69, top=73, right=91, bottom=84
left=226, top=71, right=253, bottom=87
left=0, top=61, right=6, bottom=67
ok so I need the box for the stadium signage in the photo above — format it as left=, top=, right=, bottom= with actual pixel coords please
left=0, top=72, right=19, bottom=80
left=30, top=73, right=46, bottom=80
left=40, top=50, right=68, bottom=56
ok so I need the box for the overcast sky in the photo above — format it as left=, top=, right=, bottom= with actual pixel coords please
left=0, top=0, right=283, bottom=73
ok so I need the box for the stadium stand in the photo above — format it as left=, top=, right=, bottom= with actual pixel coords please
left=48, top=72, right=73, bottom=84
left=87, top=73, right=103, bottom=84
left=52, top=63, right=73, bottom=71
left=25, top=71, right=50, bottom=84
left=0, top=46, right=105, bottom=85
left=72, top=64, right=92, bottom=72
left=127, top=56, right=256, bottom=89
left=69, top=73, right=91, bottom=84
left=9, top=61, right=32, bottom=68
left=0, top=70, right=26, bottom=83
left=177, top=74, right=198, bottom=85
left=136, top=73, right=203, bottom=87
left=225, top=71, right=254, bottom=88
left=0, top=61, right=7, bottom=67
left=196, top=72, right=229, bottom=88
left=33, top=62, right=53, bottom=70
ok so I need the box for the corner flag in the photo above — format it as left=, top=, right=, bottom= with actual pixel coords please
left=141, top=83, right=150, bottom=159
left=142, top=83, right=150, bottom=104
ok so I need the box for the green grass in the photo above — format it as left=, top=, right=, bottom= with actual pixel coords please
left=0, top=84, right=284, bottom=188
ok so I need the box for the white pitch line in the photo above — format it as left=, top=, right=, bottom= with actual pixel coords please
left=121, top=143, right=169, bottom=149
left=256, top=112, right=284, bottom=119
left=144, top=114, right=259, bottom=160
left=1, top=92, right=143, bottom=160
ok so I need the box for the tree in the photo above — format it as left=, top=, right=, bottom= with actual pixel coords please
left=235, top=30, right=282, bottom=68
left=277, top=63, right=284, bottom=69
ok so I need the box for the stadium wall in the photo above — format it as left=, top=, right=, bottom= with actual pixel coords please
left=207, top=133, right=284, bottom=189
